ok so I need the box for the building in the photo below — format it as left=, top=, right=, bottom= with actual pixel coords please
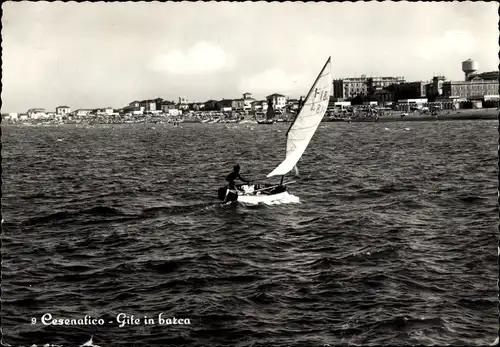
left=219, top=99, right=233, bottom=112
left=286, top=98, right=300, bottom=111
left=70, top=109, right=93, bottom=117
left=2, top=113, right=19, bottom=121
left=242, top=93, right=255, bottom=110
left=56, top=106, right=71, bottom=116
left=467, top=71, right=499, bottom=81
left=94, top=107, right=115, bottom=116
left=231, top=99, right=245, bottom=111
left=367, top=76, right=406, bottom=94
left=426, top=76, right=446, bottom=101
left=178, top=96, right=189, bottom=105
left=190, top=103, right=205, bottom=111
left=122, top=101, right=144, bottom=115
left=152, top=98, right=164, bottom=111
left=333, top=75, right=405, bottom=99
left=266, top=93, right=287, bottom=109
left=251, top=100, right=268, bottom=112
left=333, top=77, right=367, bottom=99
left=161, top=103, right=177, bottom=113
left=203, top=100, right=220, bottom=111
left=387, top=81, right=427, bottom=101
left=138, top=100, right=157, bottom=112
left=27, top=108, right=47, bottom=119
left=441, top=79, right=499, bottom=100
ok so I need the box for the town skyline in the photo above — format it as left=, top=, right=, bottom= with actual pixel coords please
left=2, top=1, right=497, bottom=113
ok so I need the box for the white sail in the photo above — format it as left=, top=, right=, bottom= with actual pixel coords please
left=267, top=57, right=332, bottom=178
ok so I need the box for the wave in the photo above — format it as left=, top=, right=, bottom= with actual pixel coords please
left=24, top=206, right=129, bottom=226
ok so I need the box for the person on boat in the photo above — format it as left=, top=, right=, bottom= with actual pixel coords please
left=226, top=164, right=250, bottom=190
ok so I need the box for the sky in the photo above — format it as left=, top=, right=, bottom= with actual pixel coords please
left=1, top=1, right=498, bottom=112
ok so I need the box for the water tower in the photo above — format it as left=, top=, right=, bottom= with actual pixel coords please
left=462, top=59, right=479, bottom=81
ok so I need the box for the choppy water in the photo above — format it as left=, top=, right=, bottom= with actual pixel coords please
left=2, top=121, right=498, bottom=346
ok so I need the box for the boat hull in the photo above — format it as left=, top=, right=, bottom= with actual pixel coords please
left=217, top=184, right=294, bottom=204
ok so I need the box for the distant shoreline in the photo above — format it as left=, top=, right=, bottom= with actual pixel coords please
left=2, top=109, right=497, bottom=126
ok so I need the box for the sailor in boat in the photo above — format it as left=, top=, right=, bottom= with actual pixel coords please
left=226, top=164, right=250, bottom=191
left=219, top=164, right=251, bottom=203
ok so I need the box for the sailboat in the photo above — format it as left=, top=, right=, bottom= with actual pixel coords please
left=217, top=57, right=332, bottom=204
left=257, top=98, right=276, bottom=124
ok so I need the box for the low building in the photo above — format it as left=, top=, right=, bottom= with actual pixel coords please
left=70, top=109, right=93, bottom=117
left=286, top=98, right=300, bottom=111
left=161, top=104, right=177, bottom=113
left=138, top=100, right=157, bottom=112
left=266, top=93, right=287, bottom=109
left=56, top=106, right=71, bottom=116
left=219, top=99, right=233, bottom=112
left=251, top=100, right=268, bottom=112
left=94, top=107, right=114, bottom=116
left=27, top=108, right=47, bottom=119
left=231, top=99, right=245, bottom=111
left=204, top=100, right=220, bottom=111
left=191, top=103, right=205, bottom=111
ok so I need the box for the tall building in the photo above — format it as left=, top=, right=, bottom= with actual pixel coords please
left=367, top=76, right=406, bottom=91
left=333, top=75, right=405, bottom=99
left=333, top=76, right=368, bottom=99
